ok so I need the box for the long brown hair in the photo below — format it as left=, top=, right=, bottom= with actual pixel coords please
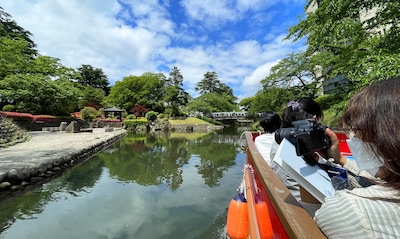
left=340, top=77, right=400, bottom=188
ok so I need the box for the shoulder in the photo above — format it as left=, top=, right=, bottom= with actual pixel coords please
left=254, top=133, right=274, bottom=142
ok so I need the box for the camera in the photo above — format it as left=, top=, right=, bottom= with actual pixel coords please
left=275, top=119, right=331, bottom=165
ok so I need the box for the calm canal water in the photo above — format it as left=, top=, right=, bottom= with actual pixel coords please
left=0, top=127, right=250, bottom=239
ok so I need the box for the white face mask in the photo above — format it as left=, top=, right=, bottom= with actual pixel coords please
left=346, top=136, right=384, bottom=176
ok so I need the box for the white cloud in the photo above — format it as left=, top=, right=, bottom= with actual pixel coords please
left=2, top=0, right=306, bottom=100
left=239, top=60, right=280, bottom=97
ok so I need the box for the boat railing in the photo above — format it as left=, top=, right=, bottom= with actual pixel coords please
left=244, top=131, right=327, bottom=239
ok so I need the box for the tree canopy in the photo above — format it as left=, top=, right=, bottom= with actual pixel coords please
left=189, top=71, right=238, bottom=115
left=77, top=64, right=110, bottom=95
left=105, top=72, right=166, bottom=114
left=242, top=0, right=400, bottom=116
left=0, top=7, right=37, bottom=56
left=0, top=74, right=80, bottom=115
left=0, top=8, right=111, bottom=115
left=163, top=66, right=190, bottom=117
left=286, top=0, right=400, bottom=88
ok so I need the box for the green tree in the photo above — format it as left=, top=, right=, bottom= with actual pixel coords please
left=164, top=66, right=190, bottom=117
left=105, top=72, right=165, bottom=113
left=0, top=37, right=32, bottom=79
left=0, top=7, right=37, bottom=56
left=188, top=93, right=237, bottom=115
left=195, top=71, right=221, bottom=94
left=260, top=52, right=320, bottom=98
left=26, top=55, right=76, bottom=78
left=77, top=64, right=110, bottom=95
left=0, top=74, right=80, bottom=115
left=286, top=0, right=400, bottom=88
left=78, top=86, right=105, bottom=109
left=243, top=87, right=297, bottom=114
left=217, top=82, right=237, bottom=106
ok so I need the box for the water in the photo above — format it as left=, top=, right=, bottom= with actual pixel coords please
left=0, top=127, right=249, bottom=239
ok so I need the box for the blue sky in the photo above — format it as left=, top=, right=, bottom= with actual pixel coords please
left=2, top=0, right=307, bottom=101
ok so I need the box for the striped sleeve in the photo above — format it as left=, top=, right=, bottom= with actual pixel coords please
left=314, top=191, right=376, bottom=239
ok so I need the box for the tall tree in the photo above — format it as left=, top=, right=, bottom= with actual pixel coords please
left=286, top=0, right=400, bottom=88
left=77, top=65, right=110, bottom=95
left=261, top=52, right=320, bottom=98
left=0, top=7, right=37, bottom=56
left=164, top=66, right=190, bottom=117
left=191, top=71, right=238, bottom=114
left=195, top=71, right=221, bottom=94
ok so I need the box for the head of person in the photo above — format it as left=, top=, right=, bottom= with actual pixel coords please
left=259, top=111, right=282, bottom=133
left=339, top=77, right=400, bottom=187
left=282, top=97, right=323, bottom=127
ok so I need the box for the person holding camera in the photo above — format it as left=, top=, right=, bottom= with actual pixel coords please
left=314, top=77, right=400, bottom=238
left=270, top=97, right=324, bottom=214
left=254, top=111, right=282, bottom=166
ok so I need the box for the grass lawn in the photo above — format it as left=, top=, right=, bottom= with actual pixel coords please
left=168, top=117, right=211, bottom=125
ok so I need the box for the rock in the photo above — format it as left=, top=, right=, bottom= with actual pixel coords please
left=0, top=172, right=6, bottom=182
left=59, top=122, right=68, bottom=131
left=6, top=169, right=22, bottom=185
left=65, top=121, right=80, bottom=133
left=0, top=182, right=11, bottom=191
left=105, top=127, right=114, bottom=132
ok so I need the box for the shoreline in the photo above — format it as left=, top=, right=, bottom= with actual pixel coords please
left=0, top=128, right=127, bottom=193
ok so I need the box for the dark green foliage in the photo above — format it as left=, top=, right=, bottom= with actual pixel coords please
left=0, top=74, right=81, bottom=115
left=125, top=114, right=136, bottom=120
left=164, top=66, right=190, bottom=117
left=104, top=73, right=165, bottom=113
left=77, top=64, right=110, bottom=95
left=80, top=106, right=98, bottom=122
left=188, top=93, right=237, bottom=115
left=145, top=111, right=158, bottom=121
left=2, top=104, right=15, bottom=112
left=0, top=7, right=37, bottom=57
left=123, top=119, right=148, bottom=130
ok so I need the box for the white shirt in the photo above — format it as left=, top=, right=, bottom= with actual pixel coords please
left=254, top=133, right=276, bottom=166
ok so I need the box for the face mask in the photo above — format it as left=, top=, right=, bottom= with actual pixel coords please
left=346, top=136, right=384, bottom=176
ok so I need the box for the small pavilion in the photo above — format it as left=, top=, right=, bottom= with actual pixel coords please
left=103, top=107, right=124, bottom=121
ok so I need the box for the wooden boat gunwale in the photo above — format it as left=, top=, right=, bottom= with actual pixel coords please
left=244, top=131, right=327, bottom=239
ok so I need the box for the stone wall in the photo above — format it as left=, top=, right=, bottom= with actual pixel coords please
left=0, top=117, right=29, bottom=148
left=0, top=131, right=126, bottom=192
left=170, top=124, right=224, bottom=132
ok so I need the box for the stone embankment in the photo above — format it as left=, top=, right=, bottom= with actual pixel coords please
left=0, top=128, right=127, bottom=193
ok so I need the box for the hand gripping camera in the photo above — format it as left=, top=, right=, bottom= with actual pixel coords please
left=274, top=119, right=331, bottom=165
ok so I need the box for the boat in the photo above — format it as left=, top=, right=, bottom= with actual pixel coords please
left=226, top=131, right=351, bottom=239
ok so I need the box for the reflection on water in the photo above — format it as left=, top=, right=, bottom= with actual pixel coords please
left=0, top=127, right=249, bottom=239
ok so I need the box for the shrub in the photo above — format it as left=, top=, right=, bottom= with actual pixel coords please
left=125, top=114, right=136, bottom=120
left=80, top=107, right=98, bottom=122
left=315, top=94, right=345, bottom=111
left=124, top=118, right=148, bottom=130
left=2, top=105, right=15, bottom=112
left=157, top=113, right=165, bottom=119
left=145, top=111, right=158, bottom=121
